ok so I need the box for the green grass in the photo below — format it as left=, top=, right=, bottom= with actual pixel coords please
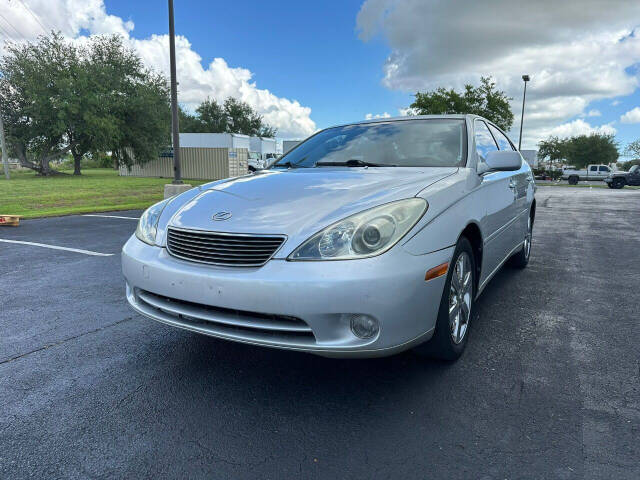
left=0, top=168, right=208, bottom=219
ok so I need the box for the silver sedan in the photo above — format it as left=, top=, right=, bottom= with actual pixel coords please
left=122, top=114, right=535, bottom=360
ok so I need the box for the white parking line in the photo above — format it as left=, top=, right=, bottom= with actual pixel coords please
left=0, top=239, right=114, bottom=256
left=82, top=214, right=139, bottom=220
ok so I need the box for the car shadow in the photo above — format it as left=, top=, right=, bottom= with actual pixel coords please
left=152, top=264, right=524, bottom=402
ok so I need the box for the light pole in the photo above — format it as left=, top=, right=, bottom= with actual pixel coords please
left=168, top=0, right=181, bottom=184
left=518, top=74, right=530, bottom=151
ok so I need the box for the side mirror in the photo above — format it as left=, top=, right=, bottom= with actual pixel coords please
left=481, top=150, right=522, bottom=172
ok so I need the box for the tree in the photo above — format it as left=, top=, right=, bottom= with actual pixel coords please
left=537, top=136, right=568, bottom=171
left=409, top=76, right=514, bottom=131
left=196, top=98, right=227, bottom=132
left=178, top=107, right=203, bottom=133
left=0, top=33, right=76, bottom=175
left=624, top=139, right=640, bottom=159
left=0, top=32, right=170, bottom=175
left=178, top=97, right=277, bottom=137
left=620, top=159, right=640, bottom=170
left=538, top=133, right=619, bottom=170
left=564, top=134, right=618, bottom=169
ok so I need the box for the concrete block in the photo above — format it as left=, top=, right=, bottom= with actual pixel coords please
left=164, top=183, right=192, bottom=199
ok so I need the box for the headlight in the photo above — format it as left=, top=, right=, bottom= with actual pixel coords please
left=135, top=198, right=172, bottom=245
left=289, top=198, right=427, bottom=260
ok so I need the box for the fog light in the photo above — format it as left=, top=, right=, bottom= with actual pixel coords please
left=350, top=314, right=379, bottom=339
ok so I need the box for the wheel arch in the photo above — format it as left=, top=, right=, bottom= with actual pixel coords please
left=458, top=222, right=483, bottom=294
left=530, top=199, right=536, bottom=225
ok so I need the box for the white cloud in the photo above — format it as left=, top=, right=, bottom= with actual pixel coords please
left=365, top=112, right=391, bottom=119
left=356, top=0, right=640, bottom=148
left=585, top=109, right=601, bottom=117
left=398, top=107, right=416, bottom=116
left=544, top=119, right=617, bottom=139
left=620, top=107, right=640, bottom=124
left=0, top=0, right=315, bottom=138
left=612, top=100, right=622, bottom=106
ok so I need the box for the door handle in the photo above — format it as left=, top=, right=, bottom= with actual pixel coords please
left=508, top=179, right=517, bottom=189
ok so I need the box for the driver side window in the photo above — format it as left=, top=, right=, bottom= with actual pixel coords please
left=474, top=121, right=498, bottom=162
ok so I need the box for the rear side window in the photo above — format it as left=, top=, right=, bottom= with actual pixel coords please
left=488, top=124, right=515, bottom=151
left=474, top=121, right=498, bottom=162
left=590, top=166, right=598, bottom=172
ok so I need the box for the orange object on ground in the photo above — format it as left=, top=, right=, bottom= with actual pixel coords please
left=0, top=215, right=21, bottom=226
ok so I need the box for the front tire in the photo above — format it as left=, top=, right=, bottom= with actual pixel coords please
left=568, top=176, right=579, bottom=185
left=613, top=178, right=625, bottom=189
left=414, top=237, right=475, bottom=361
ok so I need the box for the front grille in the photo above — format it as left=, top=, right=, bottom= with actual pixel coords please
left=166, top=227, right=286, bottom=267
left=135, top=289, right=316, bottom=345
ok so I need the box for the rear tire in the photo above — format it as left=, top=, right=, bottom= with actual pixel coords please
left=509, top=215, right=532, bottom=269
left=568, top=176, right=578, bottom=185
left=413, top=236, right=475, bottom=361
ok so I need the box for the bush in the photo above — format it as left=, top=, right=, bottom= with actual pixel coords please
left=532, top=168, right=562, bottom=180
left=56, top=153, right=113, bottom=170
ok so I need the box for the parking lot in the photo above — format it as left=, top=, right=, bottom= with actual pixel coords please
left=1, top=186, right=639, bottom=479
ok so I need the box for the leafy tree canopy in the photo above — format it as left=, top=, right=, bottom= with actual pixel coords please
left=537, top=133, right=619, bottom=170
left=0, top=32, right=170, bottom=175
left=409, top=76, right=514, bottom=131
left=624, top=139, right=640, bottom=159
left=619, top=158, right=640, bottom=170
left=179, top=97, right=276, bottom=137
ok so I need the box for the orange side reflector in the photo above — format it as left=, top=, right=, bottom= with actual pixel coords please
left=425, top=262, right=449, bottom=281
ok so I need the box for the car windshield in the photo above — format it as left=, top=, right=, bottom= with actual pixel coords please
left=272, top=119, right=466, bottom=168
left=630, top=165, right=639, bottom=173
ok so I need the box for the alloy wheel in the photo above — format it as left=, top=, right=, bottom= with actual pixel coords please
left=449, top=252, right=472, bottom=344
left=524, top=217, right=532, bottom=260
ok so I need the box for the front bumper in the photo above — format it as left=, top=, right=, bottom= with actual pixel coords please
left=122, top=235, right=453, bottom=358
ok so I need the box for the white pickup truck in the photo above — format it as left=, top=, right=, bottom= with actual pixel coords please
left=561, top=164, right=613, bottom=185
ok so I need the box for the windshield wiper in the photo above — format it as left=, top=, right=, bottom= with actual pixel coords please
left=315, top=159, right=397, bottom=167
left=271, top=161, right=301, bottom=169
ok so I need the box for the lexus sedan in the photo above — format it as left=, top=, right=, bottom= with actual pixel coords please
left=122, top=115, right=536, bottom=360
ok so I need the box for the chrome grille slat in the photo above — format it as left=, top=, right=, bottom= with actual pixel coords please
left=168, top=247, right=271, bottom=263
left=168, top=230, right=283, bottom=243
left=167, top=237, right=278, bottom=252
left=166, top=227, right=285, bottom=267
left=167, top=243, right=274, bottom=258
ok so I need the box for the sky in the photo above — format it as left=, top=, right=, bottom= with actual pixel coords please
left=0, top=0, right=639, bottom=155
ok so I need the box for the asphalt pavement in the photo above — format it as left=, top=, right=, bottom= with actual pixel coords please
left=1, top=186, right=639, bottom=479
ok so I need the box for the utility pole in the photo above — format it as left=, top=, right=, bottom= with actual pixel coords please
left=168, top=0, right=182, bottom=184
left=518, top=74, right=530, bottom=151
left=0, top=109, right=10, bottom=180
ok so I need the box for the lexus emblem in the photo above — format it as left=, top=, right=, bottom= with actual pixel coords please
left=212, top=211, right=232, bottom=221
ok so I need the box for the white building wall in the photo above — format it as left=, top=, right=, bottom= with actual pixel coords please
left=180, top=133, right=251, bottom=150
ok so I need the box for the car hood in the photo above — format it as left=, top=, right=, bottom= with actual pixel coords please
left=168, top=167, right=456, bottom=241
